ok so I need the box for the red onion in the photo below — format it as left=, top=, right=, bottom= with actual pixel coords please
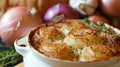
left=44, top=4, right=80, bottom=22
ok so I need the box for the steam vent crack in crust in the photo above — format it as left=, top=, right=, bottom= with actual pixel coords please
left=29, top=19, right=120, bottom=62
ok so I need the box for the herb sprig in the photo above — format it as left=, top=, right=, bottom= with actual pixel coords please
left=0, top=46, right=22, bottom=67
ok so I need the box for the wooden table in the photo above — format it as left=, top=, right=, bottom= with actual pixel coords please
left=15, top=62, right=24, bottom=67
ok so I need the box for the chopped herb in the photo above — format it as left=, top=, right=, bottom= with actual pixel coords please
left=98, top=22, right=116, bottom=34
left=83, top=18, right=116, bottom=34
left=83, top=18, right=98, bottom=29
left=69, top=46, right=73, bottom=49
left=83, top=18, right=90, bottom=24
left=104, top=29, right=111, bottom=33
left=89, top=22, right=98, bottom=29
left=98, top=22, right=106, bottom=29
left=104, top=28, right=116, bottom=34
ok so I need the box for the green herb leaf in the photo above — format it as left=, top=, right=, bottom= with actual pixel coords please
left=98, top=22, right=116, bottom=34
left=83, top=18, right=90, bottom=24
left=89, top=22, right=97, bottom=29
left=83, top=18, right=116, bottom=34
left=0, top=47, right=22, bottom=67
left=98, top=22, right=106, bottom=29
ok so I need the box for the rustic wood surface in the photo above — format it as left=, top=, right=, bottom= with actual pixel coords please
left=14, top=62, right=24, bottom=67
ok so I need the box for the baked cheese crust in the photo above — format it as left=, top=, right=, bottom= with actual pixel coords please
left=29, top=19, right=120, bottom=62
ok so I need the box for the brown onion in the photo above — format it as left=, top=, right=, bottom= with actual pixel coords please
left=88, top=14, right=110, bottom=24
left=0, top=6, right=43, bottom=45
left=100, top=0, right=120, bottom=18
left=111, top=19, right=120, bottom=29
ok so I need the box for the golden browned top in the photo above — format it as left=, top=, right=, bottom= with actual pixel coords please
left=29, top=19, right=120, bottom=62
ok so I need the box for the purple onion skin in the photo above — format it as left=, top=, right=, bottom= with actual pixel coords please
left=59, top=4, right=80, bottom=19
left=44, top=4, right=80, bottom=22
left=44, top=4, right=59, bottom=22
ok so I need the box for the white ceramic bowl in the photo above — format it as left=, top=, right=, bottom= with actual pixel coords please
left=14, top=27, right=120, bottom=67
left=14, top=37, right=120, bottom=67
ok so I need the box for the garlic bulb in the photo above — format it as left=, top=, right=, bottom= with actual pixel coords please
left=69, top=0, right=98, bottom=15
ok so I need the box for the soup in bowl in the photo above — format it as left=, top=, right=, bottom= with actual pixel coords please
left=14, top=19, right=120, bottom=67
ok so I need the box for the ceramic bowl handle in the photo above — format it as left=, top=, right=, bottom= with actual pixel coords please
left=14, top=36, right=30, bottom=57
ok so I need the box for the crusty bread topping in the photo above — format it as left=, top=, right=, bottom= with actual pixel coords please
left=29, top=19, right=120, bottom=62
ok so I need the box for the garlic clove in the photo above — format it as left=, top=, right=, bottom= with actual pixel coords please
left=69, top=0, right=98, bottom=16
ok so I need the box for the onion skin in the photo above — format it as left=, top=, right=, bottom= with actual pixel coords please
left=0, top=6, right=43, bottom=45
left=100, top=0, right=120, bottom=18
left=88, top=14, right=110, bottom=24
left=69, top=0, right=98, bottom=16
left=111, top=19, right=120, bottom=29
left=44, top=4, right=80, bottom=22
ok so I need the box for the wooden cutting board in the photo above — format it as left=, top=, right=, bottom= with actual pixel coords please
left=14, top=62, right=24, bottom=67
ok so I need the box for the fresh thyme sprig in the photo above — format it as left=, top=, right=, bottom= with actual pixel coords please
left=0, top=46, right=22, bottom=67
